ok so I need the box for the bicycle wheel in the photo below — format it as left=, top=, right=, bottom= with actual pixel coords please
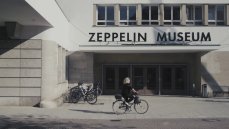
left=70, top=91, right=81, bottom=103
left=112, top=100, right=127, bottom=115
left=86, top=93, right=97, bottom=104
left=134, top=99, right=149, bottom=114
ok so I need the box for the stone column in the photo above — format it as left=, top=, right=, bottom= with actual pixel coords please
left=159, top=4, right=164, bottom=26
left=40, top=40, right=68, bottom=108
left=181, top=4, right=186, bottom=26
left=137, top=4, right=142, bottom=25
left=226, top=5, right=229, bottom=25
left=115, top=4, right=119, bottom=26
left=203, top=5, right=208, bottom=26
left=93, top=4, right=97, bottom=26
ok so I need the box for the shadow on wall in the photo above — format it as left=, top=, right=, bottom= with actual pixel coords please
left=201, top=63, right=223, bottom=92
left=0, top=22, right=51, bottom=55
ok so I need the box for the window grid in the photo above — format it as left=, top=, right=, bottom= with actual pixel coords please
left=186, top=5, right=203, bottom=25
left=96, top=5, right=115, bottom=26
left=95, top=4, right=226, bottom=27
left=119, top=5, right=137, bottom=26
left=141, top=5, right=160, bottom=26
left=164, top=5, right=181, bottom=25
left=208, top=5, right=225, bottom=25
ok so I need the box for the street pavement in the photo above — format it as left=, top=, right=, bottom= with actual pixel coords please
left=0, top=96, right=229, bottom=128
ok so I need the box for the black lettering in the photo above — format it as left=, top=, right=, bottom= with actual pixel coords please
left=112, top=33, right=118, bottom=41
left=185, top=32, right=191, bottom=41
left=201, top=32, right=211, bottom=41
left=168, top=32, right=176, bottom=41
left=89, top=33, right=96, bottom=42
left=138, top=33, right=147, bottom=42
left=104, top=33, right=110, bottom=42
left=192, top=32, right=200, bottom=41
left=120, top=33, right=125, bottom=42
left=157, top=32, right=167, bottom=41
left=97, top=33, right=102, bottom=42
left=177, top=32, right=183, bottom=41
left=127, top=33, right=132, bottom=41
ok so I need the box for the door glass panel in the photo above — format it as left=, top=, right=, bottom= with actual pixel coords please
left=118, top=67, right=129, bottom=89
left=147, top=68, right=157, bottom=90
left=133, top=67, right=144, bottom=90
left=161, top=68, right=172, bottom=90
left=105, top=67, right=115, bottom=89
left=175, top=67, right=186, bottom=90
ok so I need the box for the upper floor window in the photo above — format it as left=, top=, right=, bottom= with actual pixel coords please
left=186, top=5, right=203, bottom=25
left=120, top=5, right=137, bottom=25
left=142, top=5, right=160, bottom=25
left=97, top=5, right=115, bottom=26
left=164, top=5, right=181, bottom=25
left=208, top=5, right=225, bottom=25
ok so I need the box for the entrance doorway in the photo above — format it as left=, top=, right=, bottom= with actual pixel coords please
left=103, top=64, right=187, bottom=95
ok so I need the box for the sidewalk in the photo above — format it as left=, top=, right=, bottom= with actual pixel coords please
left=0, top=96, right=229, bottom=120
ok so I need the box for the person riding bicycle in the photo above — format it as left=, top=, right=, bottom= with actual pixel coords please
left=121, top=77, right=137, bottom=105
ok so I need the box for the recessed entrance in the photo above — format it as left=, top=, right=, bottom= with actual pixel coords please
left=103, top=64, right=187, bottom=95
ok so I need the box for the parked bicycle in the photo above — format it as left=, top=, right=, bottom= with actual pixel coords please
left=112, top=93, right=149, bottom=114
left=64, top=82, right=97, bottom=104
left=92, top=81, right=102, bottom=96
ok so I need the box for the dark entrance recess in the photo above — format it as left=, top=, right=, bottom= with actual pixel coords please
left=103, top=64, right=187, bottom=95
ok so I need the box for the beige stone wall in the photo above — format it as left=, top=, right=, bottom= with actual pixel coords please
left=0, top=40, right=42, bottom=106
left=201, top=51, right=229, bottom=96
left=0, top=40, right=68, bottom=107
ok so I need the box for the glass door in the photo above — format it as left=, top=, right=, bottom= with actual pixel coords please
left=161, top=67, right=173, bottom=95
left=103, top=65, right=130, bottom=94
left=146, top=67, right=158, bottom=94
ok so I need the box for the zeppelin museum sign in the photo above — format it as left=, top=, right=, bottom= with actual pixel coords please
left=89, top=32, right=211, bottom=43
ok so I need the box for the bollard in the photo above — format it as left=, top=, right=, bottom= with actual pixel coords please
left=202, top=84, right=208, bottom=97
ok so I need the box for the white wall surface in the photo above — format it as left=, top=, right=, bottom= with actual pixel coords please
left=25, top=0, right=78, bottom=51
left=55, top=0, right=229, bottom=52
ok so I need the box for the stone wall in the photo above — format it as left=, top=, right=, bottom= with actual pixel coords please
left=201, top=51, right=229, bottom=97
left=0, top=40, right=42, bottom=106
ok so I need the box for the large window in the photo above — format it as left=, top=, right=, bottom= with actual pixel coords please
left=97, top=5, right=115, bottom=26
left=186, top=5, right=203, bottom=25
left=142, top=5, right=160, bottom=25
left=120, top=5, right=137, bottom=25
left=164, top=5, right=181, bottom=25
left=208, top=5, right=225, bottom=25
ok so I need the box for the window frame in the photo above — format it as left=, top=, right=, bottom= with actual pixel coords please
left=141, top=5, right=160, bottom=26
left=119, top=5, right=137, bottom=26
left=164, top=5, right=181, bottom=25
left=186, top=5, right=203, bottom=25
left=96, top=5, right=115, bottom=26
left=208, top=5, right=225, bottom=25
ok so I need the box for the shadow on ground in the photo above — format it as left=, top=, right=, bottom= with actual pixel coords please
left=0, top=115, right=127, bottom=129
left=69, top=109, right=114, bottom=114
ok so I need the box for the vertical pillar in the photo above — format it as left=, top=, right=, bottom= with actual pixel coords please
left=159, top=4, right=164, bottom=26
left=115, top=4, right=119, bottom=26
left=40, top=41, right=59, bottom=108
left=93, top=4, right=97, bottom=26
left=181, top=4, right=186, bottom=26
left=137, top=4, right=142, bottom=25
left=226, top=5, right=229, bottom=25
left=203, top=4, right=208, bottom=26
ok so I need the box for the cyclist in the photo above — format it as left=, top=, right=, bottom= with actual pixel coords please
left=121, top=77, right=137, bottom=106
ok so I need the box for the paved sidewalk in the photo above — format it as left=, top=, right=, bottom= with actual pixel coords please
left=0, top=96, right=229, bottom=120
